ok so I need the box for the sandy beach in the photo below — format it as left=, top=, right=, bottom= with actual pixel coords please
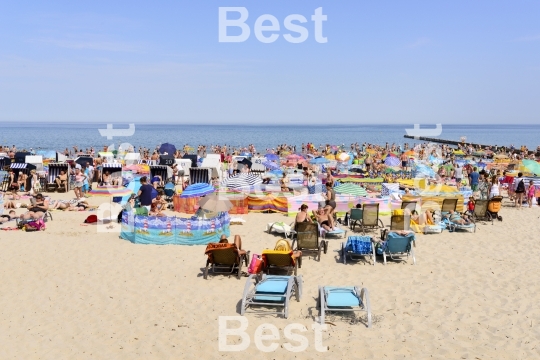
left=1, top=190, right=539, bottom=359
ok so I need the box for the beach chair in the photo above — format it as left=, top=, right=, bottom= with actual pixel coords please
left=292, top=222, right=328, bottom=263
left=441, top=198, right=458, bottom=214
left=341, top=236, right=376, bottom=265
left=240, top=274, right=302, bottom=319
left=203, top=243, right=250, bottom=280
left=348, top=208, right=363, bottom=231
left=379, top=232, right=416, bottom=265
left=357, top=203, right=384, bottom=235
left=401, top=201, right=417, bottom=213
left=471, top=199, right=492, bottom=226
left=262, top=240, right=298, bottom=275
left=318, top=286, right=372, bottom=328
left=381, top=215, right=411, bottom=240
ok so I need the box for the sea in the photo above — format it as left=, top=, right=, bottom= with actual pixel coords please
left=1, top=123, right=539, bottom=153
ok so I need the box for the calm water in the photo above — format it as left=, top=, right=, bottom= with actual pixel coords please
left=1, top=123, right=538, bottom=153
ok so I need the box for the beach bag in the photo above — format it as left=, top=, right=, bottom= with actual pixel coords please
left=516, top=179, right=525, bottom=193
left=248, top=254, right=264, bottom=274
left=24, top=219, right=46, bottom=232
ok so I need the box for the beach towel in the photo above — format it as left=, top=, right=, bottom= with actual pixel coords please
left=204, top=243, right=237, bottom=263
left=345, top=236, right=372, bottom=254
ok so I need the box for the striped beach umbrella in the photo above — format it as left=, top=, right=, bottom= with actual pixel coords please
left=334, top=183, right=368, bottom=197
left=384, top=156, right=401, bottom=167
left=222, top=173, right=263, bottom=189
left=180, top=183, right=215, bottom=198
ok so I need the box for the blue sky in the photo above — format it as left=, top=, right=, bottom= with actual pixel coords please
left=0, top=1, right=539, bottom=124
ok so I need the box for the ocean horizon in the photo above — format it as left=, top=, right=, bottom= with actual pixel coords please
left=1, top=122, right=539, bottom=152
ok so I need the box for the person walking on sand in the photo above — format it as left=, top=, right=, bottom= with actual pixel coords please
left=514, top=172, right=525, bottom=208
left=527, top=179, right=536, bottom=208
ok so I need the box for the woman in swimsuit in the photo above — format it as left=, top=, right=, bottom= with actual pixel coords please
left=295, top=204, right=312, bottom=224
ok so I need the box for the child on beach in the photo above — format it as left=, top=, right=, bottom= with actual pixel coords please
left=527, top=180, right=536, bottom=208
left=466, top=196, right=475, bottom=215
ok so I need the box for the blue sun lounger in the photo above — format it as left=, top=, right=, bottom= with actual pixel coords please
left=377, top=232, right=416, bottom=265
left=241, top=274, right=302, bottom=319
left=318, top=286, right=372, bottom=328
left=341, top=236, right=376, bottom=265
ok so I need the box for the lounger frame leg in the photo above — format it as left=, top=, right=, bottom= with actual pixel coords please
left=411, top=247, right=416, bottom=265
left=240, top=275, right=256, bottom=316
left=319, top=286, right=325, bottom=325
left=341, top=242, right=346, bottom=264
left=359, top=287, right=372, bottom=328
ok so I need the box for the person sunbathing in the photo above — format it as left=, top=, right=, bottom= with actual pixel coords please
left=28, top=193, right=49, bottom=212
left=312, top=207, right=335, bottom=231
left=410, top=209, right=435, bottom=225
left=55, top=170, right=68, bottom=192
left=444, top=210, right=471, bottom=225
left=219, top=234, right=247, bottom=256
left=102, top=171, right=112, bottom=185
left=19, top=210, right=45, bottom=221
left=0, top=210, right=17, bottom=223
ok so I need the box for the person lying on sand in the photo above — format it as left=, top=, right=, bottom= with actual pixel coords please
left=0, top=210, right=17, bottom=223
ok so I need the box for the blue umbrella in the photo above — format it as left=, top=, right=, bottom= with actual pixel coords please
left=310, top=157, right=329, bottom=164
left=180, top=183, right=215, bottom=198
left=159, top=143, right=177, bottom=155
left=265, top=153, right=279, bottom=161
left=384, top=156, right=401, bottom=167
left=262, top=160, right=280, bottom=170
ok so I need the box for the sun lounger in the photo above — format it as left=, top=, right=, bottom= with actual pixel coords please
left=341, top=236, right=376, bottom=265
left=203, top=243, right=250, bottom=279
left=266, top=222, right=295, bottom=238
left=262, top=249, right=298, bottom=275
left=356, top=203, right=385, bottom=235
left=292, top=222, right=328, bottom=262
left=241, top=274, right=302, bottom=318
left=378, top=232, right=416, bottom=265
left=471, top=199, right=493, bottom=226
left=318, top=286, right=372, bottom=328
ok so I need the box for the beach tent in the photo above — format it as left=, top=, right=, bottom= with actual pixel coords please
left=25, top=155, right=44, bottom=172
left=98, top=152, right=114, bottom=163
left=56, top=152, right=68, bottom=163
left=182, top=154, right=198, bottom=168
left=102, top=163, right=123, bottom=182
left=250, top=157, right=266, bottom=172
left=14, top=152, right=31, bottom=163
left=159, top=155, right=175, bottom=166
left=174, top=159, right=192, bottom=178
left=123, top=152, right=141, bottom=165
left=201, top=156, right=222, bottom=182
left=45, top=163, right=71, bottom=192
left=150, top=165, right=171, bottom=184
left=189, top=167, right=212, bottom=184
left=75, top=156, right=94, bottom=167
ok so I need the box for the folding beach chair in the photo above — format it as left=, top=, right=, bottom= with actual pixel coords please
left=241, top=274, right=302, bottom=318
left=348, top=208, right=363, bottom=231
left=381, top=215, right=411, bottom=240
left=357, top=203, right=384, bottom=235
left=379, top=232, right=416, bottom=265
left=441, top=198, right=458, bottom=214
left=292, top=222, right=328, bottom=262
left=471, top=199, right=492, bottom=226
left=318, top=286, right=372, bottom=328
left=262, top=249, right=298, bottom=275
left=203, top=243, right=250, bottom=279
left=341, top=236, right=376, bottom=265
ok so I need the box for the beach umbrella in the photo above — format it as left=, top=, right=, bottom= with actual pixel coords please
left=181, top=183, right=215, bottom=198
left=310, top=157, right=329, bottom=164
left=325, top=154, right=336, bottom=160
left=336, top=153, right=350, bottom=162
left=265, top=153, right=279, bottom=161
left=222, top=173, right=263, bottom=189
left=262, top=160, right=280, bottom=170
left=522, top=160, right=540, bottom=175
left=384, top=156, right=401, bottom=167
left=199, top=194, right=233, bottom=213
left=334, top=183, right=368, bottom=196
left=89, top=186, right=133, bottom=197
left=159, top=143, right=177, bottom=155
left=287, top=154, right=304, bottom=161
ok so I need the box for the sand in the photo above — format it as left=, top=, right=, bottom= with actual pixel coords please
left=1, top=190, right=539, bottom=359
